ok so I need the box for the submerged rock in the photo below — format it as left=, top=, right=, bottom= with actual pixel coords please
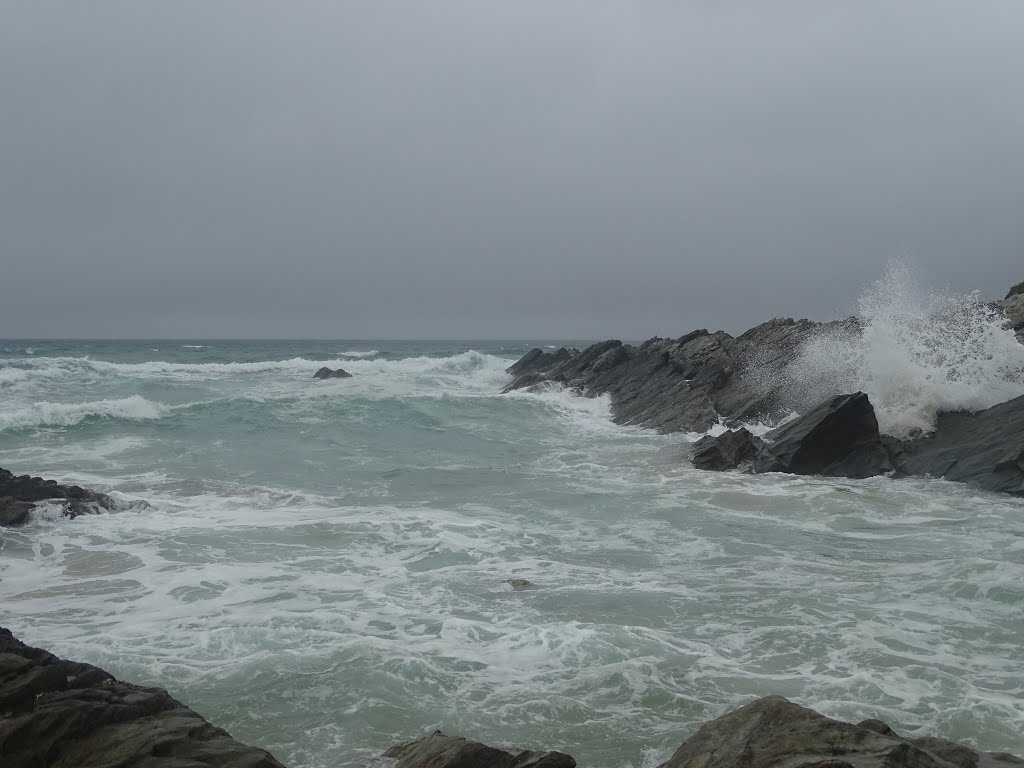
left=691, top=428, right=764, bottom=471
left=313, top=366, right=353, bottom=379
left=0, top=627, right=286, bottom=768
left=504, top=578, right=531, bottom=591
left=656, top=695, right=1023, bottom=768
left=0, top=467, right=120, bottom=526
left=382, top=730, right=575, bottom=768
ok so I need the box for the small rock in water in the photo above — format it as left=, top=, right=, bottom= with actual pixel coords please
left=313, top=366, right=352, bottom=379
left=504, top=578, right=531, bottom=591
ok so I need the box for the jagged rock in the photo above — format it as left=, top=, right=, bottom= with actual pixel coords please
left=0, top=468, right=119, bottom=526
left=0, top=627, right=286, bottom=768
left=998, top=292, right=1024, bottom=340
left=504, top=578, right=531, bottom=591
left=1007, top=280, right=1024, bottom=300
left=382, top=730, right=575, bottom=768
left=506, top=347, right=578, bottom=378
left=313, top=366, right=352, bottom=379
left=691, top=428, right=765, bottom=471
left=657, top=695, right=1023, bottom=768
left=886, top=392, right=1024, bottom=496
left=502, top=319, right=850, bottom=433
left=753, top=392, right=892, bottom=479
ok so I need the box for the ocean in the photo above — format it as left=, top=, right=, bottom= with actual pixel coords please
left=1, top=338, right=1022, bottom=767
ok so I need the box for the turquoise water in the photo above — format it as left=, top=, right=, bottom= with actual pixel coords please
left=1, top=340, right=1022, bottom=767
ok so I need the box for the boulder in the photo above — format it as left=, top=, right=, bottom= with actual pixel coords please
left=313, top=366, right=352, bottom=379
left=753, top=392, right=893, bottom=479
left=691, top=428, right=765, bottom=471
left=0, top=627, right=286, bottom=768
left=382, top=730, right=575, bottom=768
left=657, top=695, right=1023, bottom=768
left=886, top=392, right=1024, bottom=496
left=0, top=468, right=120, bottom=526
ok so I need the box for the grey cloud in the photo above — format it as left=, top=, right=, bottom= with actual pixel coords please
left=2, top=1, right=1022, bottom=338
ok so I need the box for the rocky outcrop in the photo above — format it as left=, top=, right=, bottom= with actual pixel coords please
left=0, top=627, right=286, bottom=768
left=657, top=696, right=1023, bottom=768
left=887, top=392, right=1024, bottom=495
left=998, top=291, right=1024, bottom=341
left=692, top=428, right=763, bottom=471
left=382, top=731, right=574, bottom=768
left=0, top=467, right=120, bottom=527
left=691, top=393, right=893, bottom=480
left=505, top=318, right=856, bottom=433
left=313, top=366, right=352, bottom=379
left=752, top=392, right=893, bottom=479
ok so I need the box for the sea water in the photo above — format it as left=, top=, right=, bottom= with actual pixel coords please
left=1, top=335, right=1023, bottom=767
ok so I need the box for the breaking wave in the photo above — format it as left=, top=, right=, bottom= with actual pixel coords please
left=0, top=395, right=170, bottom=431
left=761, top=260, right=1024, bottom=438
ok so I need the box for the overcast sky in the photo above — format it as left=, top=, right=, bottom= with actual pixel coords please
left=2, top=2, right=1022, bottom=339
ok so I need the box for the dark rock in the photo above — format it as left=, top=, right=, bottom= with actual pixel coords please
left=506, top=347, right=578, bottom=378
left=886, top=393, right=1024, bottom=496
left=313, top=366, right=352, bottom=379
left=692, top=428, right=765, bottom=471
left=502, top=319, right=849, bottom=434
left=1006, top=280, right=1024, bottom=300
left=504, top=578, right=531, bottom=590
left=753, top=393, right=893, bottom=479
left=0, top=468, right=121, bottom=526
left=657, top=696, right=1023, bottom=768
left=0, top=626, right=287, bottom=768
left=383, top=730, right=575, bottom=768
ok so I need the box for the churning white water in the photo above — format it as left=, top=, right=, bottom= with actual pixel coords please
left=760, top=261, right=1024, bottom=437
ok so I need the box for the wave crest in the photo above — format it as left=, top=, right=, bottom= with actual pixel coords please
left=0, top=395, right=170, bottom=431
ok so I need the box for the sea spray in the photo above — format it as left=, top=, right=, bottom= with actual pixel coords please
left=755, top=261, right=1024, bottom=438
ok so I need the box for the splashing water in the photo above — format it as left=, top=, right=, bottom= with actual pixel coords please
left=767, top=261, right=1024, bottom=438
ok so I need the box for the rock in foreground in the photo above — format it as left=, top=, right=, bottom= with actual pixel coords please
left=657, top=695, right=1023, bottom=768
left=0, top=627, right=286, bottom=768
left=313, top=366, right=353, bottom=379
left=0, top=467, right=120, bottom=527
left=382, top=731, right=574, bottom=768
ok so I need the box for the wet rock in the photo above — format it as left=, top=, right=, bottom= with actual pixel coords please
left=506, top=347, right=578, bottom=379
left=0, top=468, right=120, bottom=526
left=313, top=366, right=352, bottom=379
left=382, top=730, right=575, bottom=768
left=886, top=392, right=1024, bottom=496
left=0, top=626, right=287, bottom=768
left=753, top=392, right=892, bottom=479
left=504, top=578, right=531, bottom=591
left=691, top=428, right=765, bottom=471
left=502, top=319, right=849, bottom=433
left=657, top=696, right=1023, bottom=768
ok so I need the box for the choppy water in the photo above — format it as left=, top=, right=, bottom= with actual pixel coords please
left=1, top=339, right=1022, bottom=767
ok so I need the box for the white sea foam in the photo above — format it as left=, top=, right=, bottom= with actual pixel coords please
left=340, top=349, right=380, bottom=358
left=753, top=260, right=1024, bottom=437
left=0, top=395, right=169, bottom=431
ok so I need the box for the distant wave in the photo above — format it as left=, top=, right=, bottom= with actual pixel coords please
left=340, top=349, right=379, bottom=358
left=181, top=345, right=210, bottom=349
left=0, top=395, right=170, bottom=431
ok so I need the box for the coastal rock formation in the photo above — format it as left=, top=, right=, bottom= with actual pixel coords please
left=887, top=392, right=1024, bottom=495
left=752, top=392, right=893, bottom=479
left=313, top=366, right=353, bottom=379
left=656, top=696, right=1023, bottom=768
left=0, top=467, right=119, bottom=527
left=505, top=318, right=855, bottom=433
left=382, top=731, right=574, bottom=768
left=0, top=627, right=286, bottom=768
left=692, top=427, right=763, bottom=471
left=691, top=393, right=893, bottom=479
